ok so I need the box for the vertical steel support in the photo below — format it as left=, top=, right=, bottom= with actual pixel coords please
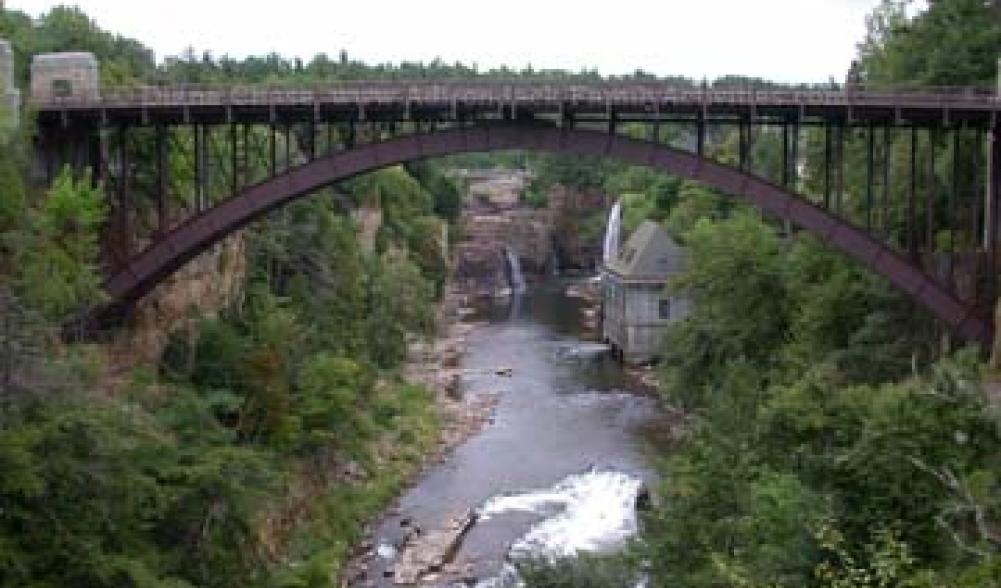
left=93, top=128, right=106, bottom=187
left=824, top=123, right=832, bottom=209
left=927, top=128, right=937, bottom=249
left=866, top=122, right=875, bottom=229
left=118, top=125, right=131, bottom=256
left=739, top=120, right=749, bottom=172
left=988, top=124, right=1000, bottom=304
left=696, top=114, right=705, bottom=158
left=951, top=127, right=961, bottom=259
left=908, top=126, right=917, bottom=255
left=973, top=128, right=984, bottom=245
left=194, top=124, right=204, bottom=212
left=269, top=123, right=277, bottom=177
left=230, top=123, right=238, bottom=194
left=242, top=124, right=250, bottom=185
left=284, top=125, right=291, bottom=169
left=883, top=125, right=892, bottom=239
left=309, top=121, right=316, bottom=160
left=156, top=124, right=168, bottom=235
left=204, top=125, right=214, bottom=209
left=836, top=123, right=845, bottom=213
left=782, top=121, right=790, bottom=187
left=791, top=117, right=800, bottom=190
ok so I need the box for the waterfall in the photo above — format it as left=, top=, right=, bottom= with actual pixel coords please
left=603, top=199, right=623, bottom=266
left=505, top=247, right=526, bottom=294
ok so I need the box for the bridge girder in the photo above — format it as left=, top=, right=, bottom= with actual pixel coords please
left=89, top=121, right=995, bottom=346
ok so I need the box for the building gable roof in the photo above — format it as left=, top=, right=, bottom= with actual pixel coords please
left=606, top=220, right=686, bottom=279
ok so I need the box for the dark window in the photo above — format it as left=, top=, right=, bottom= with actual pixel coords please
left=51, top=79, right=72, bottom=97
left=659, top=298, right=671, bottom=319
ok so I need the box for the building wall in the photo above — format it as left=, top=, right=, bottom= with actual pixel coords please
left=0, top=39, right=19, bottom=128
left=30, top=53, right=100, bottom=102
left=603, top=275, right=690, bottom=365
left=602, top=274, right=627, bottom=349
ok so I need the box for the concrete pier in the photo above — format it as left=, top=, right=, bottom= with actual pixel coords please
left=0, top=39, right=20, bottom=129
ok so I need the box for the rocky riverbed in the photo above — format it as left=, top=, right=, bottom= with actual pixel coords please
left=342, top=280, right=667, bottom=587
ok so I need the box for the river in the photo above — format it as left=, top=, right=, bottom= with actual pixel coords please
left=368, top=279, right=661, bottom=586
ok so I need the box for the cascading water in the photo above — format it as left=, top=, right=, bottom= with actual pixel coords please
left=474, top=469, right=647, bottom=588
left=603, top=199, right=623, bottom=267
left=505, top=247, right=527, bottom=294
left=479, top=469, right=644, bottom=561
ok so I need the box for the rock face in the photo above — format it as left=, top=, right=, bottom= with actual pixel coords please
left=391, top=510, right=477, bottom=585
left=353, top=206, right=384, bottom=254
left=30, top=52, right=100, bottom=102
left=108, top=233, right=247, bottom=367
left=548, top=184, right=608, bottom=272
left=0, top=39, right=20, bottom=129
left=451, top=173, right=610, bottom=297
left=453, top=171, right=558, bottom=297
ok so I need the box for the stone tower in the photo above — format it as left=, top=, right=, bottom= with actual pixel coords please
left=30, top=52, right=99, bottom=102
left=0, top=39, right=20, bottom=128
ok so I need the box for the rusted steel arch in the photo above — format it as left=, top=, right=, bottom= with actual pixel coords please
left=102, top=122, right=993, bottom=345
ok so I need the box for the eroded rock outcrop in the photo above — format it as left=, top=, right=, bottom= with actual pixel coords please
left=108, top=232, right=247, bottom=367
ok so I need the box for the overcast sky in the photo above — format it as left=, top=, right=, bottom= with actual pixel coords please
left=9, top=0, right=916, bottom=83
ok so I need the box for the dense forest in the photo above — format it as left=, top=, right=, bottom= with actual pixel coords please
left=0, top=1, right=999, bottom=587
left=0, top=5, right=461, bottom=587
left=520, top=1, right=1001, bottom=587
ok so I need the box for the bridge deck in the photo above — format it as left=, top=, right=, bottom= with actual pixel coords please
left=32, top=82, right=1001, bottom=128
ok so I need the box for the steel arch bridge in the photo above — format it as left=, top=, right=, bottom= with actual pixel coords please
left=31, top=81, right=1001, bottom=345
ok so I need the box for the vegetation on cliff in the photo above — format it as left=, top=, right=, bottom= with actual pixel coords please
left=0, top=1, right=999, bottom=586
left=520, top=2, right=1001, bottom=586
left=0, top=7, right=459, bottom=587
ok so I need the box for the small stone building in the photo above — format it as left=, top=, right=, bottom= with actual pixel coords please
left=602, top=220, right=690, bottom=364
left=30, top=52, right=100, bottom=102
left=0, top=40, right=20, bottom=127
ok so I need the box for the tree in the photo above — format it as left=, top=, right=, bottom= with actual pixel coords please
left=658, top=211, right=789, bottom=409
left=858, top=0, right=1001, bottom=86
left=16, top=167, right=107, bottom=323
left=366, top=250, right=434, bottom=369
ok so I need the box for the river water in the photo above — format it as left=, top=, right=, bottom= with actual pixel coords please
left=369, top=279, right=660, bottom=586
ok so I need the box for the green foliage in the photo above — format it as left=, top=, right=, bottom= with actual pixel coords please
left=294, top=354, right=371, bottom=451
left=647, top=344, right=1000, bottom=587
left=518, top=554, right=642, bottom=588
left=260, top=199, right=369, bottom=358
left=0, top=396, right=278, bottom=588
left=367, top=250, right=435, bottom=369
left=781, top=235, right=936, bottom=384
left=528, top=154, right=613, bottom=192
left=813, top=522, right=939, bottom=588
left=16, top=166, right=107, bottom=322
left=662, top=181, right=732, bottom=241
left=522, top=186, right=549, bottom=209
left=858, top=0, right=1001, bottom=87
left=645, top=27, right=1001, bottom=568
left=658, top=212, right=788, bottom=409
left=406, top=161, right=462, bottom=224
left=0, top=6, right=155, bottom=85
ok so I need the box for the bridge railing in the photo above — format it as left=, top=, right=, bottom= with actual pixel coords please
left=29, top=80, right=1001, bottom=111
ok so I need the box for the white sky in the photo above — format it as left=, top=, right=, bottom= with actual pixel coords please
left=8, top=0, right=915, bottom=83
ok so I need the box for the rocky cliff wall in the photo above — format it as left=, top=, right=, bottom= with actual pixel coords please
left=452, top=175, right=610, bottom=297
left=548, top=184, right=608, bottom=271
left=108, top=233, right=247, bottom=368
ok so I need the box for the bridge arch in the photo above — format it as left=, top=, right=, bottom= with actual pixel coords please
left=102, top=122, right=993, bottom=345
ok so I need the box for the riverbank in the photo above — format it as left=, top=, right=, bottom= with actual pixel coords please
left=353, top=280, right=666, bottom=586
left=337, top=288, right=499, bottom=586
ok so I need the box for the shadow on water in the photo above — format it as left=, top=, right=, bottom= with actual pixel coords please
left=369, top=279, right=660, bottom=586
